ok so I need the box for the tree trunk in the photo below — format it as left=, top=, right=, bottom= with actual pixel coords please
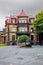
left=39, top=33, right=43, bottom=45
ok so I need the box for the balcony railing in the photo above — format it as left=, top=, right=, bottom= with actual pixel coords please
left=17, top=23, right=28, bottom=26
left=16, top=32, right=30, bottom=35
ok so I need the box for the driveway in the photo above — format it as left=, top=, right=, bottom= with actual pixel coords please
left=0, top=45, right=43, bottom=65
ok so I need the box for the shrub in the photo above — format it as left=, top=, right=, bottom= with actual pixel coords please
left=18, top=35, right=31, bottom=43
left=18, top=35, right=32, bottom=47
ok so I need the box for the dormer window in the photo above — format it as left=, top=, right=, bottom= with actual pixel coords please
left=31, top=19, right=34, bottom=23
left=19, top=20, right=27, bottom=23
left=12, top=19, right=15, bottom=24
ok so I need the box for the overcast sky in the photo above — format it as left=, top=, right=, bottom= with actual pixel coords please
left=0, top=0, right=43, bottom=31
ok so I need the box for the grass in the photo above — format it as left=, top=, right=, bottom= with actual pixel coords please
left=0, top=43, right=7, bottom=47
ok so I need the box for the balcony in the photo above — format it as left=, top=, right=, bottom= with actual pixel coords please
left=16, top=32, right=30, bottom=35
left=17, top=23, right=28, bottom=27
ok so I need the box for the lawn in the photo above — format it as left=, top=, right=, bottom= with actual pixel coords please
left=0, top=43, right=7, bottom=47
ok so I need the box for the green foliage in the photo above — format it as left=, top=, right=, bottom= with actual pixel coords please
left=0, top=43, right=7, bottom=47
left=33, top=11, right=43, bottom=34
left=18, top=35, right=31, bottom=43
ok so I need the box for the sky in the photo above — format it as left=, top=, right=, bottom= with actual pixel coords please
left=0, top=0, right=43, bottom=31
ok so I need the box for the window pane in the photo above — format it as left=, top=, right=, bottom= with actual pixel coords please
left=30, top=28, right=34, bottom=32
left=21, top=28, right=25, bottom=32
left=12, top=28, right=16, bottom=32
left=25, top=20, right=27, bottom=23
left=12, top=19, right=15, bottom=23
left=21, top=20, right=24, bottom=23
left=19, top=20, right=27, bottom=23
left=31, top=19, right=34, bottom=23
left=19, top=20, right=22, bottom=23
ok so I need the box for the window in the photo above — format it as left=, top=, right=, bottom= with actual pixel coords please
left=12, top=35, right=15, bottom=40
left=31, top=19, right=34, bottom=23
left=25, top=20, right=27, bottom=23
left=12, top=28, right=16, bottom=32
left=22, top=20, right=24, bottom=23
left=20, top=27, right=27, bottom=32
left=19, top=20, right=22, bottom=23
left=31, top=35, right=34, bottom=40
left=21, top=28, right=25, bottom=32
left=30, top=28, right=34, bottom=32
left=12, top=19, right=15, bottom=23
left=19, top=20, right=27, bottom=23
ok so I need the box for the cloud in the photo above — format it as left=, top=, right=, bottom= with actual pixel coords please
left=0, top=0, right=43, bottom=30
left=0, top=0, right=43, bottom=16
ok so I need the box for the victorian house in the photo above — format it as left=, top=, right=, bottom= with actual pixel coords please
left=5, top=10, right=37, bottom=45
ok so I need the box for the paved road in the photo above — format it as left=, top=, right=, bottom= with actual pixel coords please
left=0, top=45, right=43, bottom=65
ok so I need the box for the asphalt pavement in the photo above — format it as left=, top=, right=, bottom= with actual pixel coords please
left=0, top=45, right=43, bottom=65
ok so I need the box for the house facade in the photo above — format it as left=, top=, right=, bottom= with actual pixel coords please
left=5, top=10, right=37, bottom=45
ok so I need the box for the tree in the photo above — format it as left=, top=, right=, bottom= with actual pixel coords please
left=18, top=35, right=31, bottom=44
left=34, top=11, right=43, bottom=34
left=34, top=11, right=43, bottom=45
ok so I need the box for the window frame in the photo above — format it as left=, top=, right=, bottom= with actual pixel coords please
left=12, top=28, right=16, bottom=32
left=21, top=28, right=25, bottom=32
left=30, top=18, right=34, bottom=23
left=30, top=28, right=34, bottom=32
left=19, top=20, right=27, bottom=23
left=12, top=18, right=16, bottom=24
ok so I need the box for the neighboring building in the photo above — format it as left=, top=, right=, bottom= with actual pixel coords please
left=0, top=31, right=3, bottom=35
left=0, top=31, right=5, bottom=43
left=5, top=10, right=37, bottom=44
